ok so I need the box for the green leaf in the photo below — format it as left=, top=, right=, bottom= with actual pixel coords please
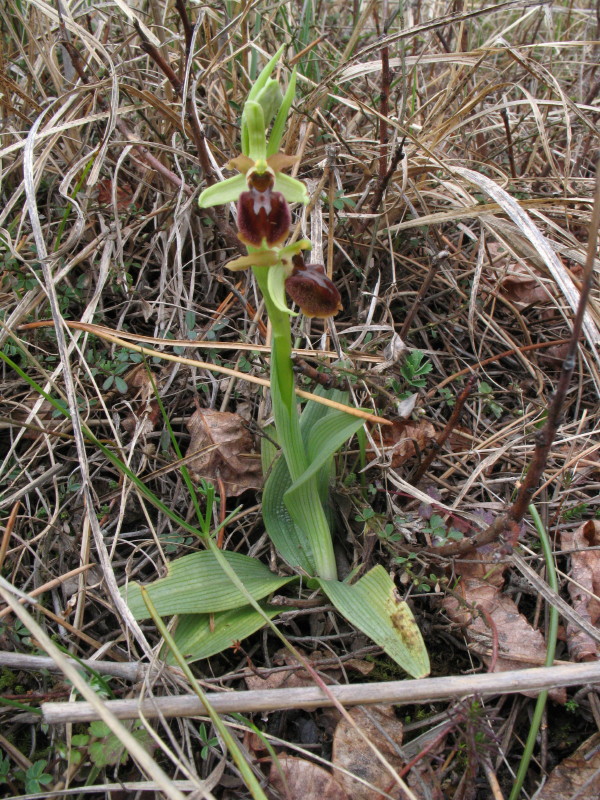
left=167, top=604, right=283, bottom=664
left=122, top=550, right=295, bottom=619
left=282, top=405, right=365, bottom=570
left=114, top=375, right=128, bottom=394
left=88, top=722, right=150, bottom=768
left=198, top=173, right=246, bottom=208
left=262, top=391, right=365, bottom=577
left=316, top=566, right=430, bottom=678
left=262, top=452, right=316, bottom=574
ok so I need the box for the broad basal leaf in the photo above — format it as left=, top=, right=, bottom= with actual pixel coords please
left=262, top=388, right=366, bottom=576
left=167, top=604, right=283, bottom=664
left=317, top=566, right=430, bottom=678
left=262, top=452, right=316, bottom=574
left=122, top=550, right=294, bottom=619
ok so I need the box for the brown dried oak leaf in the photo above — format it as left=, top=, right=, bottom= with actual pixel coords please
left=369, top=420, right=436, bottom=468
left=536, top=732, right=600, bottom=799
left=267, top=756, right=347, bottom=800
left=560, top=520, right=600, bottom=662
left=186, top=407, right=262, bottom=496
left=333, top=705, right=404, bottom=800
left=442, top=550, right=565, bottom=701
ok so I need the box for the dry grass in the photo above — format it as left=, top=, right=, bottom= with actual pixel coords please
left=1, top=0, right=600, bottom=798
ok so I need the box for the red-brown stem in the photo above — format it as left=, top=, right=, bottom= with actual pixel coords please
left=379, top=44, right=390, bottom=181
left=500, top=107, right=517, bottom=180
left=399, top=720, right=454, bottom=778
left=412, top=373, right=476, bottom=483
left=478, top=605, right=499, bottom=672
left=0, top=501, right=20, bottom=572
left=399, top=244, right=441, bottom=339
left=174, top=0, right=193, bottom=56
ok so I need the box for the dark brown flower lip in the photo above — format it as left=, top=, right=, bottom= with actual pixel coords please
left=285, top=261, right=342, bottom=318
left=237, top=184, right=291, bottom=247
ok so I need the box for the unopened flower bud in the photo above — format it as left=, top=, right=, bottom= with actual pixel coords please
left=255, top=78, right=284, bottom=128
left=285, top=259, right=342, bottom=318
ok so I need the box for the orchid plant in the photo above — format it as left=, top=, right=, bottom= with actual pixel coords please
left=123, top=49, right=429, bottom=679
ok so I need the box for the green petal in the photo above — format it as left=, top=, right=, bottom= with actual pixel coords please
left=198, top=174, right=246, bottom=208
left=227, top=251, right=279, bottom=271
left=267, top=262, right=297, bottom=316
left=243, top=101, right=267, bottom=162
left=274, top=172, right=309, bottom=205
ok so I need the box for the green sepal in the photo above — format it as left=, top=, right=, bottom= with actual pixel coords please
left=267, top=263, right=296, bottom=316
left=274, top=172, right=309, bottom=204
left=268, top=67, right=297, bottom=157
left=198, top=173, right=246, bottom=208
left=242, top=101, right=267, bottom=162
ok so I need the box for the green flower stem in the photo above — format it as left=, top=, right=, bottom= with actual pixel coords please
left=253, top=265, right=338, bottom=580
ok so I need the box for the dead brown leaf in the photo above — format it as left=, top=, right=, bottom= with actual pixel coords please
left=332, top=706, right=404, bottom=800
left=498, top=263, right=554, bottom=308
left=370, top=420, right=436, bottom=467
left=186, top=407, right=263, bottom=496
left=536, top=732, right=600, bottom=799
left=97, top=178, right=134, bottom=211
left=267, top=755, right=347, bottom=800
left=443, top=553, right=565, bottom=700
left=560, top=520, right=600, bottom=662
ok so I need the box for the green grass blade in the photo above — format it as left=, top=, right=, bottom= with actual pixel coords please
left=142, top=590, right=269, bottom=800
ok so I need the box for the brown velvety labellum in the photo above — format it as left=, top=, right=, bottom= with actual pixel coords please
left=237, top=182, right=291, bottom=247
left=285, top=263, right=342, bottom=318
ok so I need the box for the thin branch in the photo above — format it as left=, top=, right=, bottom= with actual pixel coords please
left=41, top=661, right=600, bottom=724
left=412, top=374, right=476, bottom=483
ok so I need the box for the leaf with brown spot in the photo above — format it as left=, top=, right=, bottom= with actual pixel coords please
left=560, top=520, right=600, bottom=661
left=185, top=407, right=263, bottom=496
left=267, top=755, right=347, bottom=800
left=332, top=705, right=404, bottom=800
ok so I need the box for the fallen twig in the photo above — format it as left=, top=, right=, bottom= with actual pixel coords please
left=42, top=661, right=600, bottom=724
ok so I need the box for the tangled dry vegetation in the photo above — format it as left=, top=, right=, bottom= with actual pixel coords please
left=1, top=1, right=600, bottom=798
